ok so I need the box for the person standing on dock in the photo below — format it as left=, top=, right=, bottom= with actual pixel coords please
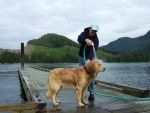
left=77, top=24, right=99, bottom=100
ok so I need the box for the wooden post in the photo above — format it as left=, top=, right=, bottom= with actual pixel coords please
left=21, top=43, right=24, bottom=69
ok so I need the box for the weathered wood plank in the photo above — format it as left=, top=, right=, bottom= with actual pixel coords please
left=12, top=109, right=35, bottom=113
left=0, top=101, right=35, bottom=112
left=18, top=68, right=46, bottom=111
left=95, top=80, right=150, bottom=97
left=141, top=111, right=150, bottom=113
left=110, top=102, right=150, bottom=113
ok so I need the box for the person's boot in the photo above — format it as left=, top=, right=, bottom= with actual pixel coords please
left=88, top=92, right=94, bottom=100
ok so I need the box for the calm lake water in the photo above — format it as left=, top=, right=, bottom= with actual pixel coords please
left=0, top=62, right=150, bottom=104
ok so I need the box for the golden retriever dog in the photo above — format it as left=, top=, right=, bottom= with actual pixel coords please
left=45, top=59, right=105, bottom=106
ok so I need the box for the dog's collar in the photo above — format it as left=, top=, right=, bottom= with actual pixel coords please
left=83, top=66, right=92, bottom=77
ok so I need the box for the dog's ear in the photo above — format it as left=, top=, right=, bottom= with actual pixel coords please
left=84, top=60, right=93, bottom=73
left=84, top=60, right=90, bottom=69
left=88, top=60, right=97, bottom=72
left=90, top=60, right=96, bottom=70
left=90, top=60, right=99, bottom=71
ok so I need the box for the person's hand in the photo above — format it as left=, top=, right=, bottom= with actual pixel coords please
left=86, top=59, right=91, bottom=64
left=85, top=39, right=92, bottom=46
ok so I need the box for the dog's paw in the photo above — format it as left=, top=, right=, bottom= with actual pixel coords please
left=83, top=100, right=89, bottom=105
left=57, top=100, right=61, bottom=103
left=78, top=102, right=85, bottom=106
left=54, top=102, right=59, bottom=106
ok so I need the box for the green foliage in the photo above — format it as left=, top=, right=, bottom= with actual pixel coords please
left=0, top=46, right=150, bottom=63
left=0, top=51, right=20, bottom=63
left=103, top=52, right=150, bottom=62
left=27, top=33, right=79, bottom=48
left=30, top=46, right=79, bottom=63
left=102, top=31, right=150, bottom=52
left=0, top=51, right=29, bottom=63
left=27, top=33, right=80, bottom=63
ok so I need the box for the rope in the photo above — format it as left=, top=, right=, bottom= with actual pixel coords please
left=83, top=45, right=150, bottom=101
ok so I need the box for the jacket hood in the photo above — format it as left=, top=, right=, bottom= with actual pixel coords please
left=84, top=27, right=90, bottom=36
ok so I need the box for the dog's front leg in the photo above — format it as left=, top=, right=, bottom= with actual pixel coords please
left=76, top=87, right=84, bottom=106
left=52, top=94, right=59, bottom=106
left=82, top=88, right=89, bottom=105
left=55, top=96, right=61, bottom=104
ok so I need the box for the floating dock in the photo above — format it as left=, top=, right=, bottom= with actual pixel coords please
left=17, top=67, right=150, bottom=113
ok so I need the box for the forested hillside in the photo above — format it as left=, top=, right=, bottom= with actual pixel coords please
left=27, top=33, right=79, bottom=48
left=30, top=46, right=79, bottom=63
left=0, top=32, right=150, bottom=63
left=101, top=30, right=150, bottom=52
left=26, top=33, right=80, bottom=63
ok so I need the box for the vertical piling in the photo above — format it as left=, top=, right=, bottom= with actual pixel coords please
left=21, top=43, right=24, bottom=69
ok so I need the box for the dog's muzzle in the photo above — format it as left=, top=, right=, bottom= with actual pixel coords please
left=99, top=68, right=105, bottom=72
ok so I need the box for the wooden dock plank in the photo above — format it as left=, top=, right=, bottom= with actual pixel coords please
left=18, top=67, right=150, bottom=113
left=18, top=67, right=47, bottom=111
left=96, top=80, right=150, bottom=97
left=0, top=101, right=35, bottom=112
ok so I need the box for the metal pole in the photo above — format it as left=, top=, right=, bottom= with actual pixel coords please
left=21, top=43, right=24, bottom=69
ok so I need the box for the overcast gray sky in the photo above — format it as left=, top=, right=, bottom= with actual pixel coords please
left=0, top=0, right=150, bottom=49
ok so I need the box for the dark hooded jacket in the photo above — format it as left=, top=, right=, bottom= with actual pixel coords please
left=77, top=27, right=99, bottom=60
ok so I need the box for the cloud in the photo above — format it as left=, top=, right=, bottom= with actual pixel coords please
left=0, top=0, right=150, bottom=49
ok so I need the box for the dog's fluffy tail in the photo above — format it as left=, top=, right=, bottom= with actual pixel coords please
left=46, top=89, right=52, bottom=98
left=46, top=75, right=52, bottom=99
